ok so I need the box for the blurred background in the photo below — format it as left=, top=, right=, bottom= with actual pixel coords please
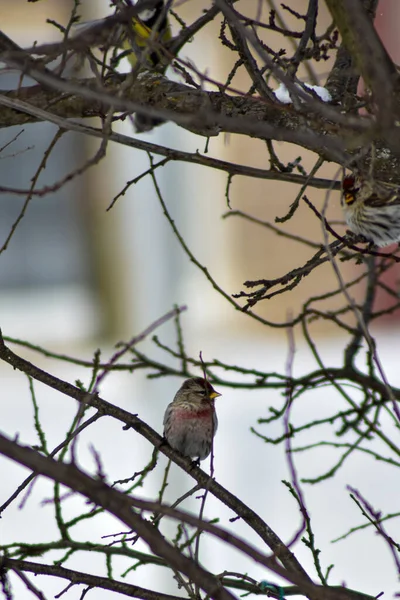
left=0, top=1, right=399, bottom=598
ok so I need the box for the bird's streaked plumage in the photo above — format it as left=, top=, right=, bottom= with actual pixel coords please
left=341, top=174, right=400, bottom=247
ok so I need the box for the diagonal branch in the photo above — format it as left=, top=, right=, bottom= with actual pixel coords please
left=0, top=330, right=309, bottom=581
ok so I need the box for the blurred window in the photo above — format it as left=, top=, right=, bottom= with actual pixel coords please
left=0, top=72, right=100, bottom=342
left=0, top=123, right=93, bottom=291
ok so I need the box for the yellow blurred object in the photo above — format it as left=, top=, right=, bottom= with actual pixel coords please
left=73, top=1, right=172, bottom=131
left=123, top=2, right=172, bottom=70
left=124, top=1, right=172, bottom=130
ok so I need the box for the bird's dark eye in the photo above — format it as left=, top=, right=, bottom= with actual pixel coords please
left=344, top=185, right=360, bottom=205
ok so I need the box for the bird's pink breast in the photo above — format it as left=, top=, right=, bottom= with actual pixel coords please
left=174, top=407, right=213, bottom=420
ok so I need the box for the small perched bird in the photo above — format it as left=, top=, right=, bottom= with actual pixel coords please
left=72, top=0, right=172, bottom=131
left=163, top=378, right=221, bottom=461
left=341, top=174, right=400, bottom=247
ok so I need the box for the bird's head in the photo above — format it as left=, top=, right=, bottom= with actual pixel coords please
left=342, top=174, right=360, bottom=206
left=175, top=377, right=221, bottom=405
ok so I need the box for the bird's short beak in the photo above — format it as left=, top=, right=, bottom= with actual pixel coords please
left=209, top=391, right=221, bottom=399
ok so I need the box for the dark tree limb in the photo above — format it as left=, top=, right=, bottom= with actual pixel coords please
left=325, top=0, right=400, bottom=129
